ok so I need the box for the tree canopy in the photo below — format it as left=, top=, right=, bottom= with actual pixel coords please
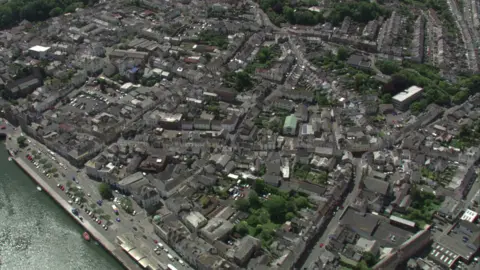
left=264, top=195, right=287, bottom=223
left=17, top=136, right=27, bottom=148
left=98, top=183, right=113, bottom=200
left=224, top=71, right=253, bottom=92
left=259, top=0, right=388, bottom=26
left=0, top=0, right=89, bottom=29
left=234, top=198, right=250, bottom=212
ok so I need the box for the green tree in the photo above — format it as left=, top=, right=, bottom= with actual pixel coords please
left=248, top=190, right=261, bottom=209
left=336, top=47, right=349, bottom=61
left=354, top=73, right=369, bottom=92
left=363, top=252, right=378, bottom=267
left=234, top=71, right=253, bottom=91
left=98, top=183, right=113, bottom=200
left=286, top=200, right=297, bottom=213
left=199, top=196, right=210, bottom=208
left=235, top=198, right=250, bottom=212
left=257, top=47, right=274, bottom=64
left=452, top=90, right=469, bottom=104
left=254, top=179, right=267, bottom=195
left=294, top=196, right=309, bottom=209
left=204, top=53, right=212, bottom=62
left=120, top=197, right=134, bottom=214
left=264, top=195, right=287, bottom=223
left=376, top=60, right=400, bottom=75
left=198, top=30, right=229, bottom=50
left=380, top=93, right=392, bottom=103
left=0, top=6, right=13, bottom=27
left=49, top=7, right=63, bottom=17
left=17, top=136, right=27, bottom=148
left=410, top=99, right=429, bottom=114
left=235, top=221, right=249, bottom=236
left=355, top=260, right=370, bottom=270
left=285, top=212, right=295, bottom=220
left=257, top=209, right=270, bottom=224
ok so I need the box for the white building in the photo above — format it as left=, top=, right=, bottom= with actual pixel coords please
left=392, top=85, right=424, bottom=111
left=29, top=45, right=51, bottom=59
left=184, top=211, right=208, bottom=231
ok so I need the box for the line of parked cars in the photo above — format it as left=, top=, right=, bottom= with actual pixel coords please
left=153, top=242, right=185, bottom=266
left=84, top=208, right=108, bottom=231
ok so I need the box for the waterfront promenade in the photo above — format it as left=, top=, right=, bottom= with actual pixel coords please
left=11, top=155, right=140, bottom=270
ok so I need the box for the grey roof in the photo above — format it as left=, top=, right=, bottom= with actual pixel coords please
left=200, top=217, right=234, bottom=241
left=263, top=174, right=281, bottom=186
left=362, top=177, right=389, bottom=195
left=434, top=220, right=480, bottom=261
left=340, top=208, right=380, bottom=236
left=438, top=196, right=464, bottom=219
left=118, top=172, right=145, bottom=186
left=234, top=235, right=261, bottom=263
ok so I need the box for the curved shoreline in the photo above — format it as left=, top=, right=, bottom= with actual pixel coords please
left=11, top=155, right=136, bottom=270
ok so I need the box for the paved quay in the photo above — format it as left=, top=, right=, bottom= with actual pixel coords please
left=11, top=155, right=140, bottom=270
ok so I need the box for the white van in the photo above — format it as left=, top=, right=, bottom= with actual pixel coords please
left=157, top=243, right=163, bottom=248
left=167, top=254, right=174, bottom=261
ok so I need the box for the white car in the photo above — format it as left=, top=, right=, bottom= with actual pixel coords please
left=87, top=193, right=91, bottom=197
left=68, top=200, right=73, bottom=204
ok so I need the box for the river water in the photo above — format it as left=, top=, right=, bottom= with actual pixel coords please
left=0, top=143, right=122, bottom=270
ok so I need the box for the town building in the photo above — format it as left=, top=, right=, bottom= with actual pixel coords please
left=392, top=86, right=424, bottom=111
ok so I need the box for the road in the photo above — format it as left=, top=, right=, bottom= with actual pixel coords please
left=447, top=0, right=479, bottom=72
left=466, top=171, right=480, bottom=212
left=301, top=158, right=365, bottom=269
left=6, top=128, right=193, bottom=270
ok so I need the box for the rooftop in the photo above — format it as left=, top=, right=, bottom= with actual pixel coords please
left=29, top=45, right=50, bottom=52
left=283, top=114, right=298, bottom=129
left=392, top=86, right=423, bottom=102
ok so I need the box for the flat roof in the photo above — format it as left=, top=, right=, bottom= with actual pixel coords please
left=460, top=209, right=478, bottom=223
left=390, top=215, right=416, bottom=227
left=392, top=85, right=423, bottom=102
left=138, top=257, right=154, bottom=268
left=29, top=45, right=51, bottom=52
left=129, top=249, right=146, bottom=261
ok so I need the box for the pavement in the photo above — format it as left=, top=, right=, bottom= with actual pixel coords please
left=5, top=126, right=192, bottom=270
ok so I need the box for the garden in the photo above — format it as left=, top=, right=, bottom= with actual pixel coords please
left=234, top=179, right=312, bottom=247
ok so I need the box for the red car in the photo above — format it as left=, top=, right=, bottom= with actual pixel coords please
left=319, top=243, right=324, bottom=248
left=97, top=220, right=102, bottom=224
left=153, top=240, right=158, bottom=244
left=0, top=125, right=6, bottom=129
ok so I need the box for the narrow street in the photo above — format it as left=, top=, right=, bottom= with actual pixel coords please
left=301, top=158, right=365, bottom=269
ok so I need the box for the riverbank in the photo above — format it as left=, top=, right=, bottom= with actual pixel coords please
left=10, top=154, right=139, bottom=270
